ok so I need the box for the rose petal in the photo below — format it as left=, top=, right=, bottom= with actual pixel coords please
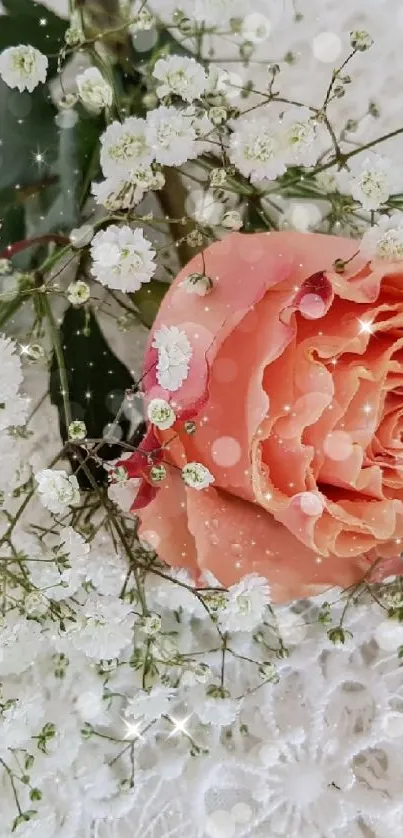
left=185, top=486, right=369, bottom=602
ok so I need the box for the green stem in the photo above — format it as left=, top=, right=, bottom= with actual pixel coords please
left=42, top=296, right=72, bottom=429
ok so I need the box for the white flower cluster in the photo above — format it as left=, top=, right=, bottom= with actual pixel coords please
left=0, top=44, right=48, bottom=92
left=90, top=224, right=156, bottom=292
left=152, top=325, right=193, bottom=391
left=229, top=107, right=325, bottom=181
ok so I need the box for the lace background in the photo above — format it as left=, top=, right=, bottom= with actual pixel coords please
left=2, top=1, right=403, bottom=836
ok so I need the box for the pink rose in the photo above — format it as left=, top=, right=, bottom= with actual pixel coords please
left=123, top=232, right=403, bottom=601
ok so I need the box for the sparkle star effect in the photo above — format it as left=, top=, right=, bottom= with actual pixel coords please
left=122, top=717, right=144, bottom=740
left=358, top=318, right=374, bottom=335
left=167, top=715, right=192, bottom=738
left=33, top=149, right=46, bottom=168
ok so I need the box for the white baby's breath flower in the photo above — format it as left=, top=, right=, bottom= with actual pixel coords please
left=130, top=7, right=155, bottom=31
left=350, top=30, right=373, bottom=51
left=241, top=12, right=272, bottom=43
left=153, top=55, right=207, bottom=102
left=346, top=154, right=393, bottom=210
left=91, top=163, right=159, bottom=211
left=218, top=574, right=271, bottom=633
left=193, top=687, right=241, bottom=726
left=68, top=420, right=87, bottom=440
left=76, top=67, right=113, bottom=112
left=221, top=210, right=243, bottom=230
left=181, top=272, right=213, bottom=295
left=181, top=462, right=214, bottom=490
left=282, top=108, right=321, bottom=167
left=35, top=469, right=80, bottom=515
left=361, top=212, right=403, bottom=261
left=146, top=105, right=197, bottom=166
left=69, top=594, right=134, bottom=659
left=92, top=173, right=145, bottom=211
left=229, top=117, right=286, bottom=181
left=100, top=117, right=153, bottom=177
left=152, top=325, right=192, bottom=391
left=147, top=398, right=176, bottom=430
left=90, top=225, right=156, bottom=292
left=125, top=685, right=175, bottom=721
left=67, top=280, right=90, bottom=305
left=0, top=44, right=48, bottom=92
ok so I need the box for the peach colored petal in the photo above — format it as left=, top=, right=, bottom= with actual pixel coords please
left=185, top=486, right=369, bottom=602
left=138, top=466, right=197, bottom=572
left=142, top=234, right=295, bottom=416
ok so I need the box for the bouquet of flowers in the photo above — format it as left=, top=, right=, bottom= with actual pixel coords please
left=1, top=1, right=403, bottom=835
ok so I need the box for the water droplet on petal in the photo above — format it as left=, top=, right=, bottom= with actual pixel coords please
left=299, top=492, right=324, bottom=516
left=298, top=293, right=326, bottom=320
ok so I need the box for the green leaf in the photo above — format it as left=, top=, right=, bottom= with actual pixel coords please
left=50, top=307, right=136, bottom=487
left=0, top=3, right=68, bottom=76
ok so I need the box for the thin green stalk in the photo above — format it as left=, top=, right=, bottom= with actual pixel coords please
left=42, top=296, right=72, bottom=429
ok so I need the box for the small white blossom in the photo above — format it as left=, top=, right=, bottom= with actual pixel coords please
left=221, top=210, right=243, bottom=230
left=92, top=163, right=159, bottom=211
left=181, top=462, right=215, bottom=490
left=69, top=594, right=134, bottom=659
left=241, top=13, right=272, bottom=43
left=229, top=117, right=286, bottom=181
left=68, top=420, right=87, bottom=440
left=24, top=591, right=48, bottom=617
left=76, top=67, right=113, bottom=112
left=142, top=614, right=162, bottom=636
left=218, top=574, right=271, bottom=633
left=90, top=225, right=156, bottom=292
left=146, top=105, right=197, bottom=166
left=350, top=30, right=373, bottom=51
left=147, top=397, right=176, bottom=430
left=67, top=280, right=90, bottom=305
left=125, top=685, right=175, bottom=721
left=130, top=7, right=155, bottom=32
left=0, top=44, right=48, bottom=92
left=361, top=212, right=403, bottom=261
left=181, top=272, right=213, bottom=296
left=346, top=154, right=393, bottom=210
left=35, top=469, right=80, bottom=515
left=69, top=224, right=94, bottom=248
left=193, top=688, right=241, bottom=727
left=153, top=55, right=207, bottom=102
left=100, top=117, right=153, bottom=177
left=152, top=325, right=192, bottom=391
left=92, top=173, right=145, bottom=211
left=282, top=108, right=320, bottom=167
